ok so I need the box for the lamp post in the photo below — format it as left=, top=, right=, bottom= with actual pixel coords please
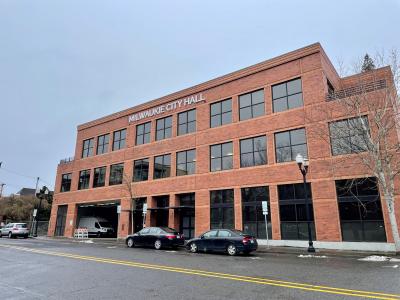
left=295, top=153, right=315, bottom=253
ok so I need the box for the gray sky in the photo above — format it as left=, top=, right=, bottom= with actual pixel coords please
left=1, top=0, right=399, bottom=195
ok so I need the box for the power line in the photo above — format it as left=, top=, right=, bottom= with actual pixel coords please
left=0, top=165, right=54, bottom=189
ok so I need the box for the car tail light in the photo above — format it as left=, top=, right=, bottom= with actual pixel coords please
left=166, top=234, right=176, bottom=240
left=242, top=237, right=251, bottom=244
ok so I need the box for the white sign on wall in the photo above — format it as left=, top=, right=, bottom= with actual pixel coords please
left=143, top=203, right=148, bottom=214
left=262, top=201, right=269, bottom=215
left=117, top=205, right=121, bottom=214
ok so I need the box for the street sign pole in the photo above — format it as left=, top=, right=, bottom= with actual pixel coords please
left=262, top=201, right=269, bottom=249
left=142, top=203, right=148, bottom=229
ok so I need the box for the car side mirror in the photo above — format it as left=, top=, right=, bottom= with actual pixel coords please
left=200, top=235, right=204, bottom=239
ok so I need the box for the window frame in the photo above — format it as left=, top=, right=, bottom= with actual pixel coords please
left=210, top=98, right=232, bottom=128
left=96, top=134, right=109, bottom=155
left=136, top=122, right=151, bottom=145
left=210, top=142, right=233, bottom=172
left=109, top=163, right=124, bottom=186
left=153, top=154, right=171, bottom=179
left=239, top=135, right=267, bottom=168
left=272, top=78, right=303, bottom=113
left=78, top=169, right=91, bottom=190
left=112, top=129, right=126, bottom=151
left=93, top=166, right=106, bottom=188
left=133, top=158, right=149, bottom=182
left=176, top=149, right=196, bottom=176
left=274, top=128, right=308, bottom=163
left=156, top=116, right=172, bottom=141
left=178, top=109, right=196, bottom=136
left=210, top=189, right=234, bottom=230
left=82, top=138, right=94, bottom=158
left=239, top=89, right=265, bottom=121
left=60, top=173, right=72, bottom=192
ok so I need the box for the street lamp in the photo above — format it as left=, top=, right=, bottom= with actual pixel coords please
left=295, top=153, right=315, bottom=253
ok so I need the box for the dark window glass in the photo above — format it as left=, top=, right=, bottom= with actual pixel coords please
left=82, top=138, right=94, bottom=158
left=176, top=149, right=196, bottom=176
left=133, top=158, right=149, bottom=182
left=210, top=189, right=234, bottom=229
left=154, top=154, right=171, bottom=179
left=210, top=99, right=232, bottom=128
left=78, top=170, right=90, bottom=190
left=136, top=122, right=151, bottom=145
left=272, top=78, right=303, bottom=112
left=329, top=117, right=369, bottom=156
left=210, top=142, right=233, bottom=172
left=179, top=193, right=195, bottom=206
left=240, top=136, right=267, bottom=167
left=239, top=89, right=265, bottom=121
left=178, top=109, right=196, bottom=135
left=156, top=116, right=172, bottom=141
left=93, top=166, right=106, bottom=188
left=275, top=128, right=307, bottom=163
left=60, top=173, right=72, bottom=192
left=96, top=134, right=109, bottom=155
left=112, top=129, right=126, bottom=151
left=109, top=163, right=124, bottom=185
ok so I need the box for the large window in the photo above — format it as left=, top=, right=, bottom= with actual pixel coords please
left=336, top=178, right=386, bottom=242
left=93, top=166, right=106, bottom=188
left=239, top=89, right=265, bottom=121
left=156, top=116, right=172, bottom=141
left=210, top=142, right=233, bottom=172
left=154, top=154, right=171, bottom=179
left=210, top=99, right=232, bottom=128
left=176, top=149, right=196, bottom=176
left=97, top=134, right=109, bottom=155
left=240, top=136, right=267, bottom=167
left=278, top=183, right=315, bottom=240
left=78, top=170, right=90, bottom=190
left=109, top=163, right=124, bottom=185
left=112, top=129, right=126, bottom=151
left=60, top=173, right=72, bottom=192
left=242, top=186, right=271, bottom=239
left=272, top=78, right=303, bottom=112
left=133, top=158, right=149, bottom=182
left=329, top=117, right=369, bottom=156
left=210, top=189, right=234, bottom=229
left=275, top=128, right=307, bottom=163
left=136, top=122, right=151, bottom=145
left=82, top=138, right=94, bottom=158
left=178, top=109, right=196, bottom=135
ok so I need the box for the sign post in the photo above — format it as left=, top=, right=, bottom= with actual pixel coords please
left=142, top=203, right=148, bottom=228
left=262, top=201, right=269, bottom=249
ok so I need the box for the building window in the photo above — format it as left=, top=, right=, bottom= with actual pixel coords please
left=82, top=138, right=94, bottom=158
left=210, top=189, right=234, bottom=229
left=156, top=116, right=172, bottom=141
left=327, top=79, right=335, bottom=95
left=109, top=163, right=124, bottom=185
left=78, top=170, right=90, bottom=190
left=336, top=177, right=386, bottom=242
left=93, top=166, right=106, bottom=188
left=136, top=122, right=151, bottom=145
left=112, top=129, right=126, bottom=151
left=272, top=78, right=303, bottom=113
left=210, top=142, right=233, bottom=172
left=329, top=117, right=369, bottom=156
left=176, top=149, right=196, bottom=176
left=97, top=134, right=109, bottom=155
left=154, top=154, right=171, bottom=179
left=240, top=135, right=267, bottom=167
left=178, top=109, right=196, bottom=135
left=275, top=128, right=307, bottom=163
left=239, top=89, right=265, bottom=121
left=60, top=173, right=72, bottom=192
left=278, top=183, right=315, bottom=240
left=210, top=99, right=232, bottom=128
left=242, top=186, right=271, bottom=239
left=133, top=158, right=149, bottom=182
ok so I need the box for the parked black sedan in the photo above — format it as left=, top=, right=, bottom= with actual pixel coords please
left=185, top=229, right=257, bottom=256
left=126, top=227, right=184, bottom=250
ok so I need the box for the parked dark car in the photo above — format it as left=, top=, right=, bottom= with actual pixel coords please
left=186, top=229, right=257, bottom=256
left=126, top=227, right=184, bottom=250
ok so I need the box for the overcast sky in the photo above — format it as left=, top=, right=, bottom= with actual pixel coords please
left=0, top=0, right=399, bottom=195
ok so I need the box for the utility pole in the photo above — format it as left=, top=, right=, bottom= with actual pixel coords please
left=31, top=177, right=40, bottom=236
left=0, top=183, right=5, bottom=198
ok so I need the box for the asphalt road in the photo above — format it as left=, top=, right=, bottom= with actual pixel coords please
left=0, top=238, right=399, bottom=300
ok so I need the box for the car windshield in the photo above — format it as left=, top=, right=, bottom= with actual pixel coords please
left=16, top=224, right=27, bottom=228
left=160, top=227, right=177, bottom=234
left=99, top=222, right=111, bottom=227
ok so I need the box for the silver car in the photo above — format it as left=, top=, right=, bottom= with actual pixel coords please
left=0, top=223, right=29, bottom=238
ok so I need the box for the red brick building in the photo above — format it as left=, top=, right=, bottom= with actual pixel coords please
left=49, top=43, right=400, bottom=251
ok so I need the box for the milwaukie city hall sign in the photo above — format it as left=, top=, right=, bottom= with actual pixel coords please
left=128, top=93, right=206, bottom=123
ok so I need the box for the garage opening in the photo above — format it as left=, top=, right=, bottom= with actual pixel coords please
left=76, top=201, right=119, bottom=238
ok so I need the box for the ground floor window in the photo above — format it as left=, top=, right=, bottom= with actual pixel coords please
left=210, top=189, right=234, bottom=229
left=336, top=177, right=386, bottom=242
left=154, top=196, right=169, bottom=227
left=278, top=183, right=316, bottom=240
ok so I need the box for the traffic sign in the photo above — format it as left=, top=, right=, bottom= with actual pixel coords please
left=33, top=209, right=37, bottom=217
left=143, top=203, right=148, bottom=214
left=262, top=201, right=268, bottom=215
left=117, top=205, right=121, bottom=214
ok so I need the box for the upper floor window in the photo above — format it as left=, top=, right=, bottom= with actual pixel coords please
left=60, top=173, right=72, bottom=192
left=133, top=158, right=149, bottom=182
left=178, top=109, right=196, bottom=135
left=272, top=78, right=303, bottom=113
left=97, top=134, right=109, bottom=155
left=239, top=89, right=264, bottom=121
left=112, top=129, right=126, bottom=151
left=177, top=149, right=196, bottom=176
left=82, top=138, right=94, bottom=158
left=210, top=142, right=233, bottom=172
left=240, top=135, right=267, bottom=167
left=210, top=99, right=232, bottom=128
left=78, top=170, right=90, bottom=190
left=93, top=166, right=106, bottom=188
left=154, top=154, right=171, bottom=179
left=109, top=163, right=124, bottom=185
left=329, top=117, right=369, bottom=156
left=275, top=128, right=307, bottom=163
left=156, top=116, right=172, bottom=141
left=136, top=122, right=151, bottom=145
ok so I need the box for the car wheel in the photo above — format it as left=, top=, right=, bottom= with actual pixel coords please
left=154, top=239, right=162, bottom=250
left=8, top=232, right=13, bottom=239
left=227, top=244, right=237, bottom=256
left=189, top=242, right=198, bottom=253
left=127, top=238, right=135, bottom=248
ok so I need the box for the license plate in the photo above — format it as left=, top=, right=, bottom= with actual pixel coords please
left=176, top=236, right=180, bottom=239
left=250, top=240, right=254, bottom=243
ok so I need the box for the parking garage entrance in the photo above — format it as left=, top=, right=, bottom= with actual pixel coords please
left=76, top=201, right=119, bottom=238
